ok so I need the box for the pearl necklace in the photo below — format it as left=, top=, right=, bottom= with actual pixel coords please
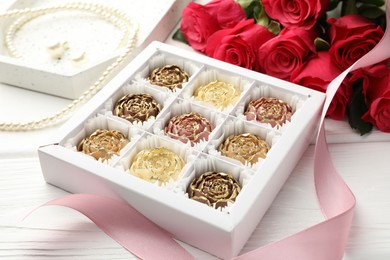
left=5, top=2, right=132, bottom=58
left=0, top=2, right=139, bottom=131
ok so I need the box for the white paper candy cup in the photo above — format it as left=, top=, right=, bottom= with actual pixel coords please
left=117, top=133, right=198, bottom=190
left=101, top=83, right=175, bottom=130
left=152, top=98, right=226, bottom=151
left=181, top=68, right=253, bottom=114
left=178, top=154, right=253, bottom=214
left=133, top=53, right=202, bottom=94
left=208, top=117, right=281, bottom=171
left=64, top=114, right=142, bottom=165
left=235, top=83, right=306, bottom=132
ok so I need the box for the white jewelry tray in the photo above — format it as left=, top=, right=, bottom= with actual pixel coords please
left=38, top=41, right=326, bottom=259
left=0, top=0, right=190, bottom=99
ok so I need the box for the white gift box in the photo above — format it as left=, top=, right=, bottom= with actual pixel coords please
left=38, top=41, right=325, bottom=259
left=0, top=0, right=190, bottom=99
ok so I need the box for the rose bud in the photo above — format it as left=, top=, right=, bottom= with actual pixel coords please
left=328, top=14, right=384, bottom=70
left=180, top=0, right=246, bottom=53
left=351, top=61, right=390, bottom=132
left=257, top=28, right=317, bottom=81
left=262, top=0, right=329, bottom=29
left=205, top=19, right=275, bottom=71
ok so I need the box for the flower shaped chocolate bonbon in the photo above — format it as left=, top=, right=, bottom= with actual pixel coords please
left=219, top=133, right=270, bottom=165
left=147, top=65, right=189, bottom=90
left=113, top=93, right=161, bottom=123
left=193, top=80, right=241, bottom=109
left=130, top=147, right=185, bottom=184
left=245, top=97, right=293, bottom=127
left=188, top=171, right=241, bottom=209
left=164, top=112, right=213, bottom=146
left=77, top=129, right=129, bottom=161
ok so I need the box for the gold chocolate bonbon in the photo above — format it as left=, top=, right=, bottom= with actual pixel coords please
left=164, top=112, right=212, bottom=145
left=194, top=80, right=240, bottom=109
left=148, top=65, right=189, bottom=90
left=78, top=129, right=129, bottom=161
left=219, top=133, right=270, bottom=165
left=130, top=147, right=184, bottom=184
left=188, top=171, right=241, bottom=209
left=245, top=97, right=292, bottom=127
left=114, top=93, right=161, bottom=123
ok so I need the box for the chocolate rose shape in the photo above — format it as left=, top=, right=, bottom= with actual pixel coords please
left=148, top=65, right=189, bottom=90
left=78, top=129, right=129, bottom=161
left=219, top=133, right=270, bottom=165
left=114, top=93, right=161, bottom=123
left=130, top=147, right=184, bottom=184
left=245, top=97, right=293, bottom=127
left=188, top=171, right=241, bottom=209
left=164, top=112, right=213, bottom=146
left=194, top=80, right=240, bottom=109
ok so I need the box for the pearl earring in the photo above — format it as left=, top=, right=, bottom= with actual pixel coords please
left=70, top=50, right=86, bottom=66
left=47, top=41, right=69, bottom=60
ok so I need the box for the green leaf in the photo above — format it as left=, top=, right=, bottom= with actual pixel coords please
left=242, top=0, right=260, bottom=18
left=358, top=5, right=385, bottom=20
left=341, top=0, right=358, bottom=15
left=314, top=37, right=330, bottom=51
left=347, top=81, right=373, bottom=135
left=357, top=4, right=386, bottom=30
left=253, top=3, right=269, bottom=26
left=242, top=0, right=269, bottom=25
left=172, top=28, right=188, bottom=45
left=328, top=0, right=342, bottom=11
left=267, top=20, right=281, bottom=35
left=236, top=0, right=256, bottom=10
left=356, top=0, right=385, bottom=7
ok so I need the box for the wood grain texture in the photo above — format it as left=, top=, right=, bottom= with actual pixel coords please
left=1, top=142, right=389, bottom=259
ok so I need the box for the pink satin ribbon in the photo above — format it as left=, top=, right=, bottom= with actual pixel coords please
left=20, top=194, right=194, bottom=260
left=22, top=3, right=390, bottom=260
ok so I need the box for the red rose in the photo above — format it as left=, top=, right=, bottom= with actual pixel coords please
left=362, top=93, right=390, bottom=132
left=205, top=0, right=247, bottom=29
left=205, top=19, right=275, bottom=70
left=350, top=60, right=389, bottom=101
left=181, top=3, right=220, bottom=53
left=351, top=61, right=390, bottom=132
left=291, top=51, right=351, bottom=120
left=328, top=14, right=384, bottom=70
left=262, top=0, right=329, bottom=29
left=328, top=80, right=352, bottom=121
left=257, top=28, right=317, bottom=81
left=181, top=0, right=246, bottom=53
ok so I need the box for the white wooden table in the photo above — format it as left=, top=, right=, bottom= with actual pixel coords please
left=1, top=110, right=390, bottom=260
left=1, top=1, right=390, bottom=259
